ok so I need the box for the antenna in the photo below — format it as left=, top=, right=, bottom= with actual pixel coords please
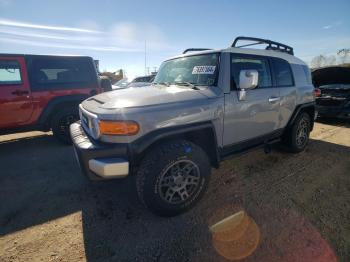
left=144, top=40, right=147, bottom=75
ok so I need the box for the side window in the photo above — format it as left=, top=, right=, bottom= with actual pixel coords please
left=29, top=58, right=94, bottom=90
left=0, top=60, right=22, bottom=85
left=271, top=58, right=294, bottom=86
left=231, top=55, right=272, bottom=89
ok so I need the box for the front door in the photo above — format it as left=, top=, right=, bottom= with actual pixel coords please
left=223, top=54, right=280, bottom=146
left=0, top=57, right=33, bottom=128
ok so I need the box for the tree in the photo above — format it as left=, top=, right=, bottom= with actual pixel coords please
left=325, top=55, right=336, bottom=66
left=310, top=50, right=350, bottom=68
left=311, top=55, right=327, bottom=68
left=337, top=49, right=350, bottom=64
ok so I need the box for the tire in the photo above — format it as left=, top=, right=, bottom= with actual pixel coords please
left=51, top=107, right=79, bottom=144
left=136, top=139, right=211, bottom=216
left=284, top=112, right=311, bottom=153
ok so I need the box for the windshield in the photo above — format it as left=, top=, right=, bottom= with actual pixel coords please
left=154, top=53, right=220, bottom=86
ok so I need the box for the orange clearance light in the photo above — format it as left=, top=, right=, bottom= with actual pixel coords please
left=99, top=120, right=139, bottom=135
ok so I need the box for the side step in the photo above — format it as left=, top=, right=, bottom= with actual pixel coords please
left=221, top=138, right=281, bottom=161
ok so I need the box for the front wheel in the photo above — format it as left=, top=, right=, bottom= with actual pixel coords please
left=284, top=112, right=311, bottom=153
left=136, top=140, right=211, bottom=216
left=51, top=108, right=79, bottom=144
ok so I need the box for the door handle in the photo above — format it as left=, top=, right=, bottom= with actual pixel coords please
left=268, top=97, right=280, bottom=103
left=12, top=90, right=29, bottom=96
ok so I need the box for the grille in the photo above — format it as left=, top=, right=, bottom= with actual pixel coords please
left=81, top=113, right=89, bottom=128
left=79, top=106, right=99, bottom=139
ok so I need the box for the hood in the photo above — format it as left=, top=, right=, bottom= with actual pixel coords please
left=83, top=84, right=218, bottom=110
left=312, top=66, right=350, bottom=87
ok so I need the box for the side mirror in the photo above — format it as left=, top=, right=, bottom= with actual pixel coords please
left=100, top=76, right=112, bottom=92
left=239, top=70, right=258, bottom=90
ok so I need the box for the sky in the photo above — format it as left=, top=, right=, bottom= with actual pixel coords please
left=1, top=0, right=349, bottom=78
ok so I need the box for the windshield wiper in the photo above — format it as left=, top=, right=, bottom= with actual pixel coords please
left=174, top=82, right=200, bottom=90
left=153, top=82, right=170, bottom=86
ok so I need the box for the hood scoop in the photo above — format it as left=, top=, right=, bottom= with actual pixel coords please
left=87, top=97, right=104, bottom=104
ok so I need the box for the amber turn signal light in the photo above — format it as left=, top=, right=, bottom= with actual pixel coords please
left=99, top=120, right=139, bottom=135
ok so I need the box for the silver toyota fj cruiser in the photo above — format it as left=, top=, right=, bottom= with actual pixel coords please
left=71, top=37, right=315, bottom=216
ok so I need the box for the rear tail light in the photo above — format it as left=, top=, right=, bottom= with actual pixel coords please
left=314, top=87, right=321, bottom=97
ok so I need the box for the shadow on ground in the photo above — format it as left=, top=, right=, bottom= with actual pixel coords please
left=0, top=134, right=349, bottom=261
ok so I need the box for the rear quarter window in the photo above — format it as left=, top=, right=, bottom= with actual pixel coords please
left=271, top=58, right=294, bottom=87
left=301, top=65, right=312, bottom=85
left=28, top=57, right=97, bottom=91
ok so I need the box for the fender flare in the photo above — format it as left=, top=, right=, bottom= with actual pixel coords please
left=287, top=102, right=316, bottom=130
left=37, top=94, right=88, bottom=128
left=129, top=121, right=220, bottom=168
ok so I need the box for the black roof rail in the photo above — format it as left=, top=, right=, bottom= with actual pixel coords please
left=231, top=36, right=294, bottom=55
left=182, top=48, right=213, bottom=54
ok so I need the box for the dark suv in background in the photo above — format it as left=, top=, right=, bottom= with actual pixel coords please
left=0, top=54, right=111, bottom=143
left=313, top=66, right=350, bottom=119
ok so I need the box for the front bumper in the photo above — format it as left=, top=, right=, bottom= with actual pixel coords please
left=70, top=121, right=130, bottom=180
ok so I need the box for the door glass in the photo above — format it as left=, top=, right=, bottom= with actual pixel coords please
left=0, top=60, right=22, bottom=85
left=231, top=56, right=272, bottom=89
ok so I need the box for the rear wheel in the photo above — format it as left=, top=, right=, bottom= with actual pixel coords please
left=284, top=112, right=311, bottom=153
left=51, top=107, right=79, bottom=144
left=136, top=139, right=211, bottom=216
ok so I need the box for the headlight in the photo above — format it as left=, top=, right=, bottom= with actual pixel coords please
left=91, top=118, right=100, bottom=138
left=79, top=107, right=83, bottom=120
left=99, top=120, right=139, bottom=136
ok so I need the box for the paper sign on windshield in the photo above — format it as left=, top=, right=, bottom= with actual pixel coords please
left=192, top=66, right=216, bottom=74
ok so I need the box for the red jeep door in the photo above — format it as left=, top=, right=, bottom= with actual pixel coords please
left=0, top=56, right=33, bottom=128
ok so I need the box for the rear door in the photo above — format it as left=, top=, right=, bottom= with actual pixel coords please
left=223, top=54, right=280, bottom=146
left=270, top=57, right=297, bottom=129
left=0, top=56, right=33, bottom=128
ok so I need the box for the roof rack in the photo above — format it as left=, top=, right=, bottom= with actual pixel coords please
left=231, top=36, right=294, bottom=55
left=182, top=48, right=213, bottom=54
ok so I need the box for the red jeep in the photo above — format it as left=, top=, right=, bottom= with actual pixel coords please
left=0, top=54, right=111, bottom=143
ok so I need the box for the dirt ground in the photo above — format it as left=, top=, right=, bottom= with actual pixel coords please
left=0, top=120, right=349, bottom=262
